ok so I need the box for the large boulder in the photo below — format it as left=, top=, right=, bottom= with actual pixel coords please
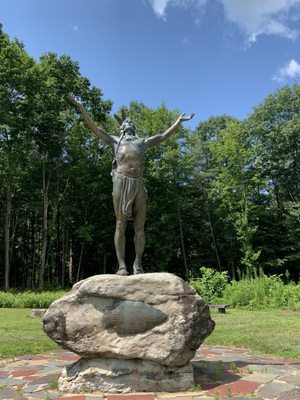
left=43, top=273, right=215, bottom=367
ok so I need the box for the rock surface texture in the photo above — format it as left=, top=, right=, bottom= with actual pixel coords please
left=59, top=358, right=194, bottom=393
left=43, top=273, right=215, bottom=393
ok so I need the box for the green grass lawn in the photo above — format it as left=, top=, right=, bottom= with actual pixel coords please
left=206, top=308, right=300, bottom=360
left=0, top=308, right=59, bottom=359
left=0, top=308, right=299, bottom=360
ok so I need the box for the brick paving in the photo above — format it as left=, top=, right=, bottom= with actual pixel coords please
left=0, top=345, right=299, bottom=399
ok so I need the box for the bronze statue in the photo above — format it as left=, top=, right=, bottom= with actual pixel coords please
left=69, top=97, right=194, bottom=275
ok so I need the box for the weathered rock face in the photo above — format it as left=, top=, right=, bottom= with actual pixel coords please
left=43, top=273, right=215, bottom=367
left=59, top=357, right=194, bottom=394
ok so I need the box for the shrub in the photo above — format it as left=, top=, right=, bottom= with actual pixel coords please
left=221, top=273, right=300, bottom=310
left=0, top=290, right=67, bottom=308
left=189, top=267, right=228, bottom=303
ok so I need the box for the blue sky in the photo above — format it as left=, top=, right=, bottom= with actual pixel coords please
left=1, top=0, right=300, bottom=128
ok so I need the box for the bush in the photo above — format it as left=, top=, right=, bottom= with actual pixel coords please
left=0, top=290, right=67, bottom=308
left=189, top=267, right=228, bottom=303
left=221, top=274, right=300, bottom=310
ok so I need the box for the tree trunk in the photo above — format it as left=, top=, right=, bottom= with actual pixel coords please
left=4, top=187, right=12, bottom=291
left=68, top=240, right=73, bottom=285
left=38, top=161, right=49, bottom=291
left=177, top=205, right=189, bottom=280
left=76, top=242, right=84, bottom=283
left=9, top=215, right=18, bottom=286
left=56, top=204, right=62, bottom=286
left=103, top=249, right=107, bottom=274
left=31, top=213, right=36, bottom=289
left=207, top=208, right=222, bottom=271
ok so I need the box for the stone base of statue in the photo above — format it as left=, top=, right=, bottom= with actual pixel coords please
left=43, top=273, right=215, bottom=393
left=59, top=357, right=194, bottom=393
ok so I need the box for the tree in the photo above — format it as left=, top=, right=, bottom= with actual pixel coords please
left=189, top=116, right=237, bottom=275
left=30, top=53, right=112, bottom=290
left=0, top=26, right=35, bottom=290
left=247, top=85, right=300, bottom=278
left=0, top=25, right=113, bottom=289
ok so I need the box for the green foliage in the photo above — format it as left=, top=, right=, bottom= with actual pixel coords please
left=0, top=290, right=66, bottom=308
left=1, top=25, right=300, bottom=288
left=189, top=267, right=228, bottom=302
left=190, top=267, right=300, bottom=310
left=222, top=273, right=300, bottom=309
left=247, top=85, right=300, bottom=277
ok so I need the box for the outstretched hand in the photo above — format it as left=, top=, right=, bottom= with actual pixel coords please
left=68, top=95, right=83, bottom=109
left=177, top=112, right=195, bottom=123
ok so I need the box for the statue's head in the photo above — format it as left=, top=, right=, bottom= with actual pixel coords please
left=114, top=111, right=137, bottom=137
left=120, top=117, right=137, bottom=136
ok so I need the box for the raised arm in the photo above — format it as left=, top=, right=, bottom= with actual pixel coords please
left=69, top=96, right=117, bottom=146
left=144, top=113, right=194, bottom=149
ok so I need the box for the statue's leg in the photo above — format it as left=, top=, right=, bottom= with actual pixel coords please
left=112, top=175, right=128, bottom=276
left=114, top=217, right=128, bottom=276
left=132, top=185, right=147, bottom=274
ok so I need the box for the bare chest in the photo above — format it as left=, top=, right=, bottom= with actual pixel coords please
left=115, top=139, right=145, bottom=163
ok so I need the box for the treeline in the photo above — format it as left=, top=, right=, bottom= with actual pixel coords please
left=0, top=25, right=299, bottom=290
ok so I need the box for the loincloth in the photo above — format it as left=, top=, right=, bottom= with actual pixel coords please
left=112, top=171, right=145, bottom=219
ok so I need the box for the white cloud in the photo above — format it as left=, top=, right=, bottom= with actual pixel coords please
left=273, top=59, right=300, bottom=81
left=149, top=0, right=300, bottom=43
left=218, top=0, right=300, bottom=43
left=149, top=0, right=207, bottom=20
left=151, top=0, right=169, bottom=19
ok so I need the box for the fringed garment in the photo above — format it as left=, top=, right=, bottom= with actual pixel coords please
left=112, top=171, right=145, bottom=219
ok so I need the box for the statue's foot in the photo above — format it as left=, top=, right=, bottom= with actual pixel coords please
left=116, top=267, right=129, bottom=276
left=133, top=264, right=144, bottom=275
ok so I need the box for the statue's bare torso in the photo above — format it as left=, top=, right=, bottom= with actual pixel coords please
left=112, top=136, right=145, bottom=179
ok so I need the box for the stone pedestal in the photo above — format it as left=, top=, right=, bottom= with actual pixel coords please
left=43, top=273, right=215, bottom=393
left=59, top=358, right=194, bottom=393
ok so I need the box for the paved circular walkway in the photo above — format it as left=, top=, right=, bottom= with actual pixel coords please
left=0, top=345, right=299, bottom=400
